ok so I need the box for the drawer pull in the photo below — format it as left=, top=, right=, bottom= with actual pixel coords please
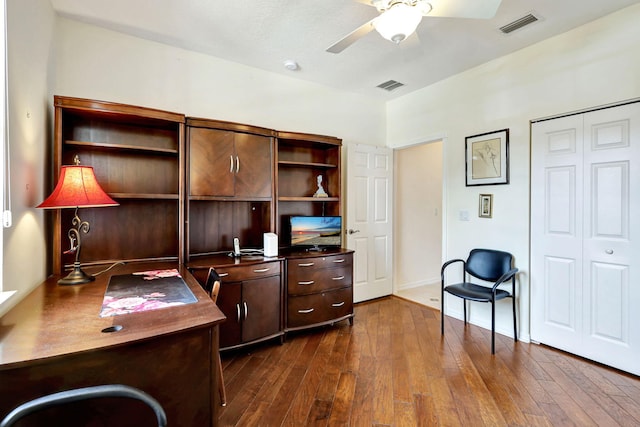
left=236, top=304, right=241, bottom=322
left=298, top=280, right=315, bottom=285
left=298, top=262, right=315, bottom=267
left=332, top=259, right=345, bottom=263
left=298, top=308, right=315, bottom=314
left=332, top=301, right=345, bottom=307
left=218, top=272, right=229, bottom=278
left=253, top=268, right=270, bottom=273
left=243, top=302, right=248, bottom=320
left=331, top=276, right=345, bottom=281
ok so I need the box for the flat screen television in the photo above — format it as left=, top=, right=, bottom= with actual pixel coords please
left=289, top=216, right=342, bottom=250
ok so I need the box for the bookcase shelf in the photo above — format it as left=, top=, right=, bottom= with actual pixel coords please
left=276, top=131, right=342, bottom=247
left=65, top=140, right=179, bottom=155
left=52, top=96, right=185, bottom=274
left=277, top=160, right=337, bottom=168
left=278, top=197, right=340, bottom=202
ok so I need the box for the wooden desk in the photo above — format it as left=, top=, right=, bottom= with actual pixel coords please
left=0, top=262, right=226, bottom=426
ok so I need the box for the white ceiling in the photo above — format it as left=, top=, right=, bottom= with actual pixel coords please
left=49, top=0, right=640, bottom=100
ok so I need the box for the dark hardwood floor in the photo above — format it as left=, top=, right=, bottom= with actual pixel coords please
left=218, top=296, right=640, bottom=426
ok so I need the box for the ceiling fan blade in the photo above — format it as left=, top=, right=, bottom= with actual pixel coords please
left=326, top=19, right=376, bottom=54
left=425, top=0, right=502, bottom=19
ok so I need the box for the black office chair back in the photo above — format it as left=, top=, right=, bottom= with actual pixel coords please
left=203, top=267, right=221, bottom=297
left=465, top=249, right=513, bottom=282
left=0, top=384, right=167, bottom=427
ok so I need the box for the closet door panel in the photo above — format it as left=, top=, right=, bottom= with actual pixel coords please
left=543, top=256, right=577, bottom=331
left=532, top=101, right=640, bottom=376
left=581, top=103, right=639, bottom=372
left=531, top=114, right=584, bottom=350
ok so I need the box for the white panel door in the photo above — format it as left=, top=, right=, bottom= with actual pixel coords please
left=346, top=143, right=393, bottom=302
left=531, top=115, right=584, bottom=351
left=531, top=102, right=640, bottom=375
left=581, top=105, right=639, bottom=371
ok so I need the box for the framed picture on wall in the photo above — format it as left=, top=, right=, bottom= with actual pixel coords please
left=479, top=194, right=493, bottom=218
left=465, top=128, right=509, bottom=186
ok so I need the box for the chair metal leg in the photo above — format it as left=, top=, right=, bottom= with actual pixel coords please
left=512, top=296, right=518, bottom=342
left=512, top=278, right=518, bottom=343
left=463, top=299, right=467, bottom=324
left=441, top=286, right=445, bottom=335
left=491, top=301, right=496, bottom=354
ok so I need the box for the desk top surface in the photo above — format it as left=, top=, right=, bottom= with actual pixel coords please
left=186, top=248, right=353, bottom=269
left=0, top=262, right=225, bottom=370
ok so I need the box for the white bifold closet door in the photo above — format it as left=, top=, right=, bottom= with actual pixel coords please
left=531, top=101, right=640, bottom=375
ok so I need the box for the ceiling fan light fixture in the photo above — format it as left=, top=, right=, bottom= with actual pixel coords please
left=373, top=3, right=423, bottom=44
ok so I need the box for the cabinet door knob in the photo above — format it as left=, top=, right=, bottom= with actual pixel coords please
left=235, top=156, right=240, bottom=173
left=298, top=281, right=315, bottom=285
left=229, top=155, right=234, bottom=173
left=243, top=301, right=248, bottom=320
left=331, top=301, right=345, bottom=307
left=236, top=303, right=241, bottom=322
left=298, top=308, right=314, bottom=314
left=298, top=262, right=315, bottom=267
left=332, top=259, right=345, bottom=263
left=332, top=276, right=345, bottom=281
left=218, top=272, right=229, bottom=277
left=253, top=268, right=270, bottom=273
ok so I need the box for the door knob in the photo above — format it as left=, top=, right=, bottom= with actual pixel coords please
left=605, top=249, right=614, bottom=254
left=348, top=229, right=360, bottom=235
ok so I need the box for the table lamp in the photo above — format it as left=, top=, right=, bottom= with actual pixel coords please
left=37, top=155, right=119, bottom=285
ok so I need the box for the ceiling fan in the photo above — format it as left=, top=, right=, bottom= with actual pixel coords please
left=326, top=0, right=503, bottom=53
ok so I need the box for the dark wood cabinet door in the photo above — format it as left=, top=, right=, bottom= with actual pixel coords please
left=241, top=275, right=281, bottom=343
left=189, top=127, right=235, bottom=197
left=217, top=281, right=243, bottom=348
left=234, top=132, right=272, bottom=198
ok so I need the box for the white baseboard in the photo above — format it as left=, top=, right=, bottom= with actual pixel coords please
left=0, top=290, right=17, bottom=317
left=395, top=277, right=440, bottom=292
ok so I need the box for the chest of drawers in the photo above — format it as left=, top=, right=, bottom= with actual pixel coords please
left=285, top=250, right=354, bottom=330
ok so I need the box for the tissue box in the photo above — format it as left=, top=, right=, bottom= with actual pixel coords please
left=263, top=232, right=278, bottom=257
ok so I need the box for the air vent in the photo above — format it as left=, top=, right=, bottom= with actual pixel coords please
left=499, top=13, right=540, bottom=34
left=377, top=80, right=405, bottom=92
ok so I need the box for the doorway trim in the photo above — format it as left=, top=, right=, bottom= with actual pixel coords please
left=391, top=134, right=448, bottom=298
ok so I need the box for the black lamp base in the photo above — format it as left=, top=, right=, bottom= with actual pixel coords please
left=58, top=263, right=95, bottom=286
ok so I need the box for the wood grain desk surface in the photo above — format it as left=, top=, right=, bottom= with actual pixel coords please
left=0, top=261, right=225, bottom=370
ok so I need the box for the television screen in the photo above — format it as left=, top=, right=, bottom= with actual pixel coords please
left=289, top=216, right=342, bottom=249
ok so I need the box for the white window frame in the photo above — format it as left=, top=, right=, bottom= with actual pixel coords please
left=0, top=0, right=13, bottom=304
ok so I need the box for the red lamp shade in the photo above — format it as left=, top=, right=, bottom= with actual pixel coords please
left=37, top=165, right=119, bottom=209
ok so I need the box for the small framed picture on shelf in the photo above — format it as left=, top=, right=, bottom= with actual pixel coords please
left=479, top=194, right=493, bottom=218
left=465, top=128, right=509, bottom=186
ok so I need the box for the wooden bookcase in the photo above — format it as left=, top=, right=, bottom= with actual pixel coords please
left=50, top=96, right=351, bottom=345
left=185, top=118, right=276, bottom=258
left=275, top=131, right=342, bottom=247
left=52, top=96, right=185, bottom=275
left=51, top=98, right=344, bottom=273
